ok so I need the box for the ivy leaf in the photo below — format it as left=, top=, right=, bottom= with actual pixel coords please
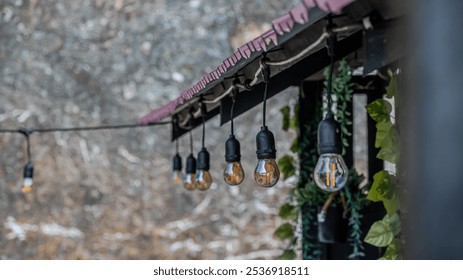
left=386, top=69, right=398, bottom=99
left=279, top=203, right=299, bottom=221
left=366, top=99, right=392, bottom=123
left=375, top=121, right=393, bottom=148
left=364, top=217, right=394, bottom=247
left=377, top=126, right=400, bottom=164
left=278, top=155, right=296, bottom=179
left=279, top=249, right=296, bottom=260
left=280, top=106, right=291, bottom=131
left=274, top=223, right=294, bottom=240
left=380, top=239, right=402, bottom=260
left=364, top=213, right=401, bottom=247
left=367, top=171, right=399, bottom=215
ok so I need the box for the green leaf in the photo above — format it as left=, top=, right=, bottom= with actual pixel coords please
left=380, top=239, right=402, bottom=260
left=377, top=125, right=400, bottom=164
left=366, top=99, right=392, bottom=123
left=364, top=219, right=394, bottom=247
left=279, top=249, right=296, bottom=260
left=280, top=106, right=291, bottom=131
left=279, top=203, right=299, bottom=220
left=375, top=121, right=393, bottom=148
left=386, top=70, right=398, bottom=99
left=367, top=171, right=399, bottom=215
left=289, top=103, right=299, bottom=129
left=365, top=213, right=401, bottom=247
left=290, top=137, right=299, bottom=153
left=274, top=223, right=294, bottom=240
left=278, top=155, right=296, bottom=179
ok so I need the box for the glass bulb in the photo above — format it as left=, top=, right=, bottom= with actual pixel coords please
left=196, top=170, right=212, bottom=191
left=223, top=162, right=245, bottom=186
left=314, top=153, right=349, bottom=192
left=172, top=171, right=184, bottom=186
left=22, top=177, right=33, bottom=194
left=254, top=159, right=280, bottom=188
left=183, top=173, right=196, bottom=191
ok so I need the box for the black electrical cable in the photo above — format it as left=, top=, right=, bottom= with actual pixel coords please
left=0, top=121, right=170, bottom=135
left=261, top=57, right=270, bottom=127
left=327, top=54, right=335, bottom=114
left=230, top=87, right=237, bottom=136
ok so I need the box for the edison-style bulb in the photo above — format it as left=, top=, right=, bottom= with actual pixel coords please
left=314, top=153, right=348, bottom=192
left=21, top=162, right=34, bottom=193
left=254, top=159, right=280, bottom=188
left=196, top=170, right=212, bottom=191
left=172, top=171, right=184, bottom=186
left=223, top=162, right=244, bottom=186
left=183, top=154, right=197, bottom=191
left=22, top=178, right=33, bottom=193
left=183, top=173, right=196, bottom=191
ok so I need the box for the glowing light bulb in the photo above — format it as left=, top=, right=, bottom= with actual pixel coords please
left=315, top=114, right=349, bottom=192
left=195, top=147, right=212, bottom=191
left=172, top=171, right=184, bottom=186
left=183, top=154, right=196, bottom=191
left=172, top=153, right=183, bottom=186
left=223, top=135, right=244, bottom=186
left=224, top=162, right=244, bottom=186
left=314, top=153, right=348, bottom=192
left=254, top=126, right=280, bottom=188
left=21, top=162, right=34, bottom=194
left=254, top=158, right=280, bottom=187
left=196, top=170, right=212, bottom=191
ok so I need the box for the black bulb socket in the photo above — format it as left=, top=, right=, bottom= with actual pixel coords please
left=317, top=114, right=342, bottom=155
left=196, top=147, right=210, bottom=170
left=23, top=162, right=34, bottom=179
left=225, top=135, right=241, bottom=162
left=173, top=153, right=182, bottom=171
left=256, top=126, right=277, bottom=159
left=185, top=154, right=196, bottom=174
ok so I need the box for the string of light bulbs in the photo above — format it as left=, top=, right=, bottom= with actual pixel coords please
left=0, top=121, right=170, bottom=193
left=172, top=20, right=356, bottom=192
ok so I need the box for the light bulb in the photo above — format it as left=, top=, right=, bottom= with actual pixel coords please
left=314, top=153, right=348, bottom=192
left=21, top=162, right=34, bottom=194
left=254, top=159, right=280, bottom=187
left=195, top=147, right=212, bottom=191
left=172, top=171, right=184, bottom=186
left=255, top=126, right=280, bottom=187
left=315, top=114, right=349, bottom=192
left=172, top=153, right=183, bottom=186
left=224, top=135, right=245, bottom=186
left=183, top=173, right=196, bottom=191
left=224, top=162, right=244, bottom=186
left=196, top=170, right=212, bottom=191
left=183, top=154, right=197, bottom=191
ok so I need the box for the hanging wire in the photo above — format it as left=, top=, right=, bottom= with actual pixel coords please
left=0, top=121, right=170, bottom=135
left=188, top=107, right=195, bottom=154
left=19, top=129, right=32, bottom=163
left=261, top=56, right=270, bottom=127
left=200, top=101, right=207, bottom=148
left=326, top=20, right=336, bottom=116
left=230, top=86, right=238, bottom=136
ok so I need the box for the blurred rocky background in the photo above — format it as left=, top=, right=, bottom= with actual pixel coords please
left=0, top=0, right=301, bottom=259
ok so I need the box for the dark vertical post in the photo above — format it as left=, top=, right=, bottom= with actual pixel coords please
left=299, top=80, right=325, bottom=260
left=407, top=0, right=463, bottom=259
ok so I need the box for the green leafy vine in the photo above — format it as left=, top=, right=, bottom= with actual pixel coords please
left=363, top=69, right=403, bottom=259
left=275, top=59, right=368, bottom=259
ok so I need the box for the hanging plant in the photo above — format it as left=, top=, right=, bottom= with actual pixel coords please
left=275, top=59, right=368, bottom=260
